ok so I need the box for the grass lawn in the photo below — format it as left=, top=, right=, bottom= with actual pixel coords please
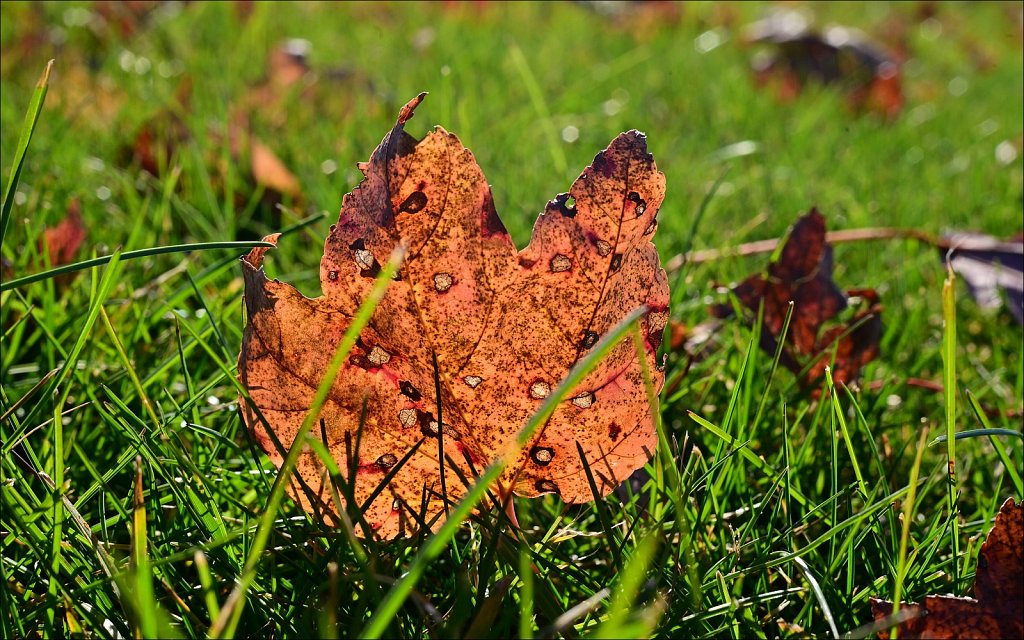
left=2, top=2, right=1022, bottom=637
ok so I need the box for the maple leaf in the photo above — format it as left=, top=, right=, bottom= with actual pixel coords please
left=871, top=497, right=1023, bottom=639
left=238, top=94, right=668, bottom=539
left=712, top=208, right=882, bottom=387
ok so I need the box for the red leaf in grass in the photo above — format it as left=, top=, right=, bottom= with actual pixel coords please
left=41, top=199, right=87, bottom=268
left=713, top=208, right=882, bottom=387
left=237, top=95, right=668, bottom=539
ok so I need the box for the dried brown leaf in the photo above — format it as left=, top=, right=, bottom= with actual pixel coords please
left=238, top=95, right=668, bottom=539
left=712, top=208, right=882, bottom=388
left=871, top=498, right=1023, bottom=639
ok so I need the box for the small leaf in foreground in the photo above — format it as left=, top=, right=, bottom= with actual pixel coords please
left=712, top=208, right=882, bottom=387
left=238, top=95, right=668, bottom=539
left=870, top=497, right=1023, bottom=639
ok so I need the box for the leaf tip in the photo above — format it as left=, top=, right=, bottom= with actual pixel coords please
left=398, top=92, right=428, bottom=125
left=244, top=234, right=280, bottom=269
left=39, top=59, right=54, bottom=88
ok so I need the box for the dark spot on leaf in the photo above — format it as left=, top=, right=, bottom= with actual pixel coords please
left=328, top=270, right=338, bottom=281
left=420, top=414, right=439, bottom=438
left=422, top=417, right=461, bottom=440
left=349, top=354, right=371, bottom=369
left=530, top=446, right=554, bottom=466
left=349, top=238, right=366, bottom=251
left=480, top=193, right=508, bottom=237
left=592, top=151, right=616, bottom=177
left=398, top=409, right=417, bottom=427
left=610, top=253, right=623, bottom=272
left=354, top=248, right=374, bottom=269
left=644, top=219, right=657, bottom=235
left=628, top=191, right=647, bottom=217
left=360, top=259, right=382, bottom=278
left=553, top=193, right=577, bottom=217
left=377, top=453, right=398, bottom=469
left=519, top=256, right=537, bottom=269
left=399, top=191, right=427, bottom=214
left=368, top=346, right=391, bottom=366
left=535, top=479, right=559, bottom=494
left=529, top=380, right=551, bottom=399
left=399, top=381, right=422, bottom=401
left=572, top=392, right=595, bottom=408
left=581, top=331, right=599, bottom=349
left=609, top=423, right=621, bottom=441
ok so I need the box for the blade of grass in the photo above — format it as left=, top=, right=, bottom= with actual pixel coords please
left=940, top=267, right=960, bottom=587
left=964, top=390, right=1023, bottom=496
left=507, top=42, right=567, bottom=177
left=890, top=427, right=931, bottom=638
left=590, top=533, right=663, bottom=639
left=1, top=240, right=274, bottom=292
left=824, top=367, right=868, bottom=498
left=193, top=551, right=221, bottom=622
left=1, top=60, right=52, bottom=245
left=518, top=544, right=534, bottom=640
left=129, top=456, right=159, bottom=639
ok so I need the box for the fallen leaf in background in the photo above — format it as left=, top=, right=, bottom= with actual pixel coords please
left=235, top=38, right=315, bottom=130
left=942, top=232, right=1024, bottom=325
left=93, top=0, right=165, bottom=39
left=238, top=95, right=668, bottom=539
left=41, top=199, right=87, bottom=268
left=250, top=137, right=302, bottom=200
left=871, top=497, right=1023, bottom=639
left=712, top=208, right=882, bottom=388
left=124, top=59, right=306, bottom=216
left=745, top=10, right=904, bottom=118
left=126, top=76, right=193, bottom=177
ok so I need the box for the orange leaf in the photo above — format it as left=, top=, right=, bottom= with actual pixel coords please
left=238, top=95, right=668, bottom=539
left=250, top=138, right=302, bottom=199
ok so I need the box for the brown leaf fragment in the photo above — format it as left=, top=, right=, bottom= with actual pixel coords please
left=712, top=208, right=881, bottom=387
left=238, top=96, right=668, bottom=539
left=870, top=498, right=1023, bottom=639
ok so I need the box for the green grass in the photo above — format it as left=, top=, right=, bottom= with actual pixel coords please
left=2, top=1, right=1022, bottom=638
